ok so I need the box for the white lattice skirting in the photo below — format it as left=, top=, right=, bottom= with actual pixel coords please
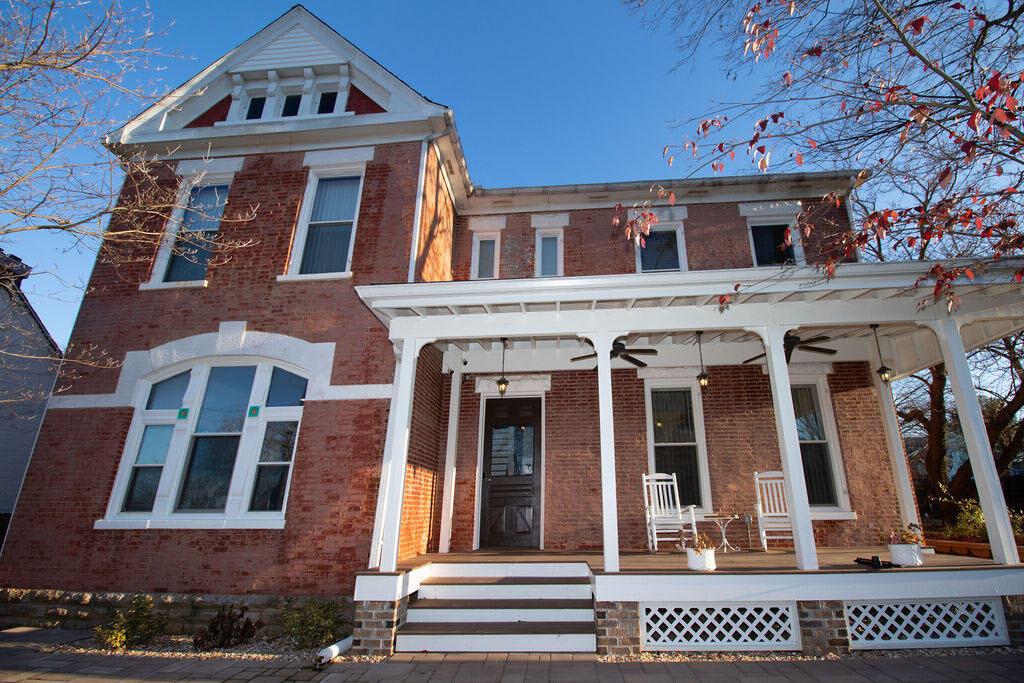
left=844, top=598, right=1009, bottom=649
left=641, top=602, right=801, bottom=651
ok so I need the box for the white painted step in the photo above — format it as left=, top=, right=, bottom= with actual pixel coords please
left=396, top=622, right=596, bottom=653
left=417, top=577, right=593, bottom=601
left=426, top=562, right=591, bottom=578
left=406, top=599, right=594, bottom=623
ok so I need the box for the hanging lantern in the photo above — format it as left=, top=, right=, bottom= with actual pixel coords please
left=497, top=337, right=509, bottom=396
left=870, top=324, right=892, bottom=383
left=696, top=330, right=710, bottom=388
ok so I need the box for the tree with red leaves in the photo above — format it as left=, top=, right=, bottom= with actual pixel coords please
left=627, top=0, right=1024, bottom=520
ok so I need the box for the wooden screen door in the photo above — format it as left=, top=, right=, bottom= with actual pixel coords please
left=481, top=397, right=542, bottom=548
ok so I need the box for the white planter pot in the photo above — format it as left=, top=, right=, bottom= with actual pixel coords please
left=888, top=543, right=924, bottom=567
left=686, top=547, right=716, bottom=572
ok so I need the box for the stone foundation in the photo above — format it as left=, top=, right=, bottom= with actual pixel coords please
left=350, top=597, right=409, bottom=657
left=594, top=601, right=641, bottom=656
left=0, top=588, right=351, bottom=636
left=797, top=600, right=850, bottom=655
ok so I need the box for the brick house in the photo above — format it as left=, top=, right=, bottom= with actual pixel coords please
left=2, top=5, right=1022, bottom=655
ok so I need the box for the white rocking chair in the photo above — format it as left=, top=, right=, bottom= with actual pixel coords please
left=753, top=470, right=794, bottom=550
left=643, top=472, right=698, bottom=552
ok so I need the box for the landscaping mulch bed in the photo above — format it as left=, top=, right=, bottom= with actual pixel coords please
left=45, top=634, right=383, bottom=664
left=599, top=644, right=1024, bottom=663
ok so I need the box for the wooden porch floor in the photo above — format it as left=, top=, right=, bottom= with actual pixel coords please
left=399, top=547, right=995, bottom=573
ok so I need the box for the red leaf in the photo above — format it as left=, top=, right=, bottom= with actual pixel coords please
left=965, top=268, right=974, bottom=280
left=937, top=166, right=953, bottom=188
left=783, top=71, right=793, bottom=86
left=795, top=152, right=804, bottom=166
left=905, top=16, right=930, bottom=35
left=807, top=139, right=818, bottom=149
left=669, top=191, right=676, bottom=206
left=803, top=45, right=823, bottom=58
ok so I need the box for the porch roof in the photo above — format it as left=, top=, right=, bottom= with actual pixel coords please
left=357, top=259, right=1024, bottom=379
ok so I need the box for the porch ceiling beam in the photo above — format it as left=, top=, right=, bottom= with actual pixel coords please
left=387, top=293, right=1024, bottom=342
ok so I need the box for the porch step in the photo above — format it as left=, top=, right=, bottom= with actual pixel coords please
left=417, top=576, right=592, bottom=600
left=406, top=598, right=595, bottom=623
left=395, top=621, right=597, bottom=653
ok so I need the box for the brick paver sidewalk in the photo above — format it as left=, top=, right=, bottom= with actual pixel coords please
left=2, top=627, right=1023, bottom=681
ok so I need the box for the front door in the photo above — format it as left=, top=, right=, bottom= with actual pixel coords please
left=481, top=397, right=541, bottom=548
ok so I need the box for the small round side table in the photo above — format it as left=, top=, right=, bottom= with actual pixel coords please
left=705, top=514, right=740, bottom=553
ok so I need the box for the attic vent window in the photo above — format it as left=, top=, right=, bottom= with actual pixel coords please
left=281, top=94, right=302, bottom=117
left=245, top=97, right=266, bottom=120
left=317, top=92, right=338, bottom=114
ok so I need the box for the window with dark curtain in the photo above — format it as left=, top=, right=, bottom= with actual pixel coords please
left=751, top=224, right=795, bottom=266
left=640, top=231, right=680, bottom=272
left=651, top=388, right=702, bottom=506
left=299, top=177, right=361, bottom=274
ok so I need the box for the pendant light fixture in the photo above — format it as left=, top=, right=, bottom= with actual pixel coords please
left=696, top=330, right=710, bottom=388
left=870, top=324, right=892, bottom=383
left=496, top=337, right=509, bottom=396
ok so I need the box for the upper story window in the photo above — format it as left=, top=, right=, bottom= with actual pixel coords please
left=535, top=228, right=563, bottom=277
left=281, top=94, right=302, bottom=117
left=141, top=157, right=243, bottom=292
left=164, top=185, right=229, bottom=283
left=317, top=91, right=338, bottom=114
left=228, top=66, right=352, bottom=124
left=245, top=97, right=266, bottom=120
left=279, top=147, right=372, bottom=282
left=638, top=225, right=686, bottom=273
left=472, top=232, right=500, bottom=279
left=751, top=223, right=797, bottom=266
left=108, top=360, right=307, bottom=528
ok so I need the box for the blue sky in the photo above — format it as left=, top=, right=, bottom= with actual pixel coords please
left=12, top=1, right=747, bottom=348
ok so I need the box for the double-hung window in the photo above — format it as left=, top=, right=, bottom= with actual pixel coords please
left=297, top=176, right=362, bottom=276
left=103, top=360, right=307, bottom=528
left=638, top=226, right=686, bottom=273
left=164, top=185, right=229, bottom=283
left=791, top=383, right=843, bottom=507
left=535, top=229, right=563, bottom=277
left=645, top=380, right=711, bottom=512
left=751, top=223, right=797, bottom=266
left=472, top=232, right=500, bottom=279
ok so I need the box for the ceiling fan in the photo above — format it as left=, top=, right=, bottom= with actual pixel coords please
left=571, top=339, right=658, bottom=368
left=742, top=332, right=837, bottom=364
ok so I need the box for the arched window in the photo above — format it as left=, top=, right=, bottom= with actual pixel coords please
left=100, top=359, right=307, bottom=529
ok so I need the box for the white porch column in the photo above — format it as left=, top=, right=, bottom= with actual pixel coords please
left=869, top=333, right=920, bottom=527
left=375, top=336, right=434, bottom=572
left=750, top=325, right=819, bottom=570
left=438, top=353, right=463, bottom=553
left=921, top=319, right=1020, bottom=565
left=587, top=331, right=626, bottom=573
left=368, top=354, right=402, bottom=569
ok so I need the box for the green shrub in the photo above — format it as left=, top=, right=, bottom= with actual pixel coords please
left=937, top=486, right=1024, bottom=542
left=281, top=600, right=346, bottom=649
left=94, top=594, right=166, bottom=650
left=192, top=605, right=264, bottom=652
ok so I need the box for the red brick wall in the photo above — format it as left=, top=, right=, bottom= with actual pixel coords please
left=446, top=363, right=901, bottom=552
left=345, top=85, right=387, bottom=115
left=0, top=399, right=388, bottom=595
left=185, top=95, right=232, bottom=128
left=684, top=202, right=755, bottom=271
left=397, top=345, right=447, bottom=560
left=414, top=144, right=454, bottom=282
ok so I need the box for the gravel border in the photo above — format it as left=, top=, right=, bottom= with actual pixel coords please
left=598, top=644, right=1024, bottom=663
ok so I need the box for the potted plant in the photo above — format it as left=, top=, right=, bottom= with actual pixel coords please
left=884, top=523, right=925, bottom=567
left=681, top=532, right=717, bottom=571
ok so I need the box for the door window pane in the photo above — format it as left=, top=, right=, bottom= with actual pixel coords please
left=177, top=435, right=240, bottom=511
left=640, top=231, right=680, bottom=272
left=650, top=388, right=702, bottom=507
left=540, top=235, right=558, bottom=276
left=477, top=239, right=495, bottom=278
left=489, top=424, right=534, bottom=476
left=196, top=366, right=256, bottom=433
left=146, top=372, right=190, bottom=410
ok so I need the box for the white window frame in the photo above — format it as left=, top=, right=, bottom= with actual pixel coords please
left=279, top=150, right=371, bottom=282
left=635, top=223, right=687, bottom=274
left=141, top=158, right=243, bottom=291
left=643, top=377, right=713, bottom=516
left=747, top=218, right=807, bottom=267
left=534, top=228, right=564, bottom=277
left=471, top=231, right=501, bottom=280
left=790, top=374, right=852, bottom=514
left=97, top=356, right=307, bottom=529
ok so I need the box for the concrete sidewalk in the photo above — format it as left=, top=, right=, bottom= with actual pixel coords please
left=1, top=628, right=1023, bottom=681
